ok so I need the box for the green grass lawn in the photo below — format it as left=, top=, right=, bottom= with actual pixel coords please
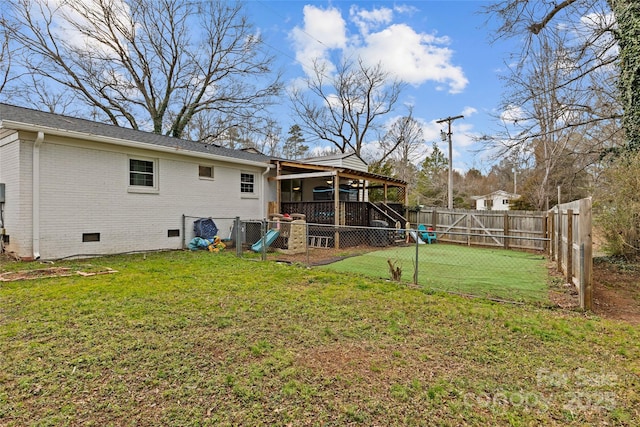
left=318, top=244, right=550, bottom=303
left=1, top=251, right=638, bottom=426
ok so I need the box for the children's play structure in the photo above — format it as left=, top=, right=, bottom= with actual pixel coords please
left=251, top=228, right=280, bottom=252
left=251, top=213, right=307, bottom=254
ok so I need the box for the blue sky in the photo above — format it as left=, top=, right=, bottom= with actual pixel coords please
left=244, top=0, right=519, bottom=172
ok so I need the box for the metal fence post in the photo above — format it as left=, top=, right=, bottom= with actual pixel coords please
left=235, top=216, right=242, bottom=258
left=306, top=222, right=310, bottom=266
left=261, top=220, right=267, bottom=261
left=182, top=214, right=186, bottom=250
left=414, top=227, right=419, bottom=285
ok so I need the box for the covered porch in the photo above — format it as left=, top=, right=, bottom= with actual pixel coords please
left=271, top=160, right=408, bottom=228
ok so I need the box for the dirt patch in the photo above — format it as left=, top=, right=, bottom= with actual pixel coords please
left=270, top=245, right=378, bottom=266
left=0, top=267, right=74, bottom=281
left=548, top=258, right=640, bottom=324
left=0, top=266, right=117, bottom=282
left=297, top=343, right=380, bottom=378
left=591, top=258, right=640, bottom=324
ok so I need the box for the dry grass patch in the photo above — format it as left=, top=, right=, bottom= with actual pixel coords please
left=0, top=250, right=638, bottom=426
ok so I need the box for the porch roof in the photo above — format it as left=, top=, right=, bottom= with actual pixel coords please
left=273, top=160, right=407, bottom=187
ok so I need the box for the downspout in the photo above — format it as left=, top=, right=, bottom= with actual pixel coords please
left=33, top=131, right=44, bottom=260
left=261, top=164, right=273, bottom=219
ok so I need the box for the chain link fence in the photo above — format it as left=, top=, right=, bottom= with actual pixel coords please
left=184, top=215, right=552, bottom=303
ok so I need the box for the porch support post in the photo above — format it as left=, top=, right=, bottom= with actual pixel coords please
left=276, top=161, right=281, bottom=213
left=404, top=184, right=408, bottom=208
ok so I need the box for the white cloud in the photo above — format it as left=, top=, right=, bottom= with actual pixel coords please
left=462, top=106, right=477, bottom=117
left=289, top=5, right=347, bottom=73
left=46, top=0, right=132, bottom=56
left=289, top=4, right=468, bottom=94
left=349, top=5, right=393, bottom=35
left=500, top=104, right=526, bottom=124
left=357, top=24, right=467, bottom=93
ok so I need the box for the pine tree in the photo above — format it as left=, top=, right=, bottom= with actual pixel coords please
left=282, top=125, right=309, bottom=160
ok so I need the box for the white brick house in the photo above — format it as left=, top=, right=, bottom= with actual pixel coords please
left=0, top=103, right=274, bottom=260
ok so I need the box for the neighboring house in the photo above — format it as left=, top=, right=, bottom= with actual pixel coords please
left=0, top=103, right=274, bottom=260
left=472, top=190, right=520, bottom=211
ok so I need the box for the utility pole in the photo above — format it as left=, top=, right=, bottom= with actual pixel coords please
left=436, top=115, right=464, bottom=209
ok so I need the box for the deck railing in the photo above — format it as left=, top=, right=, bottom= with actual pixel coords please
left=280, top=201, right=403, bottom=226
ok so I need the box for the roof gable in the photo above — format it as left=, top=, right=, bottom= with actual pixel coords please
left=303, top=152, right=368, bottom=172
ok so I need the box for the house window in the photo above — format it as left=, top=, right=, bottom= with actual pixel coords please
left=503, top=199, right=509, bottom=205
left=241, top=172, right=255, bottom=194
left=128, top=157, right=158, bottom=193
left=199, top=165, right=214, bottom=179
left=130, top=159, right=154, bottom=186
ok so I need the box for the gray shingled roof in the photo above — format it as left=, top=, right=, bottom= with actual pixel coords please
left=0, top=103, right=271, bottom=164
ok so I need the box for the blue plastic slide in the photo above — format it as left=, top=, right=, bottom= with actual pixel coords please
left=251, top=229, right=280, bottom=252
left=407, top=230, right=426, bottom=244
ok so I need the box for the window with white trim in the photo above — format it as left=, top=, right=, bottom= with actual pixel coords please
left=129, top=157, right=158, bottom=192
left=240, top=172, right=255, bottom=194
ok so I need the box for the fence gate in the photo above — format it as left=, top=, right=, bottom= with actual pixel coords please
left=408, top=208, right=547, bottom=251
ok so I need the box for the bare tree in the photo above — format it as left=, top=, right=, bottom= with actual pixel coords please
left=486, top=32, right=607, bottom=208
left=0, top=11, right=26, bottom=98
left=0, top=24, right=11, bottom=95
left=373, top=112, right=425, bottom=189
left=3, top=0, right=282, bottom=138
left=482, top=0, right=637, bottom=151
left=254, top=119, right=281, bottom=156
left=290, top=57, right=404, bottom=157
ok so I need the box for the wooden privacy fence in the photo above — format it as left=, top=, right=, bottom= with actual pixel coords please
left=409, top=202, right=593, bottom=310
left=548, top=198, right=593, bottom=310
left=407, top=208, right=547, bottom=251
